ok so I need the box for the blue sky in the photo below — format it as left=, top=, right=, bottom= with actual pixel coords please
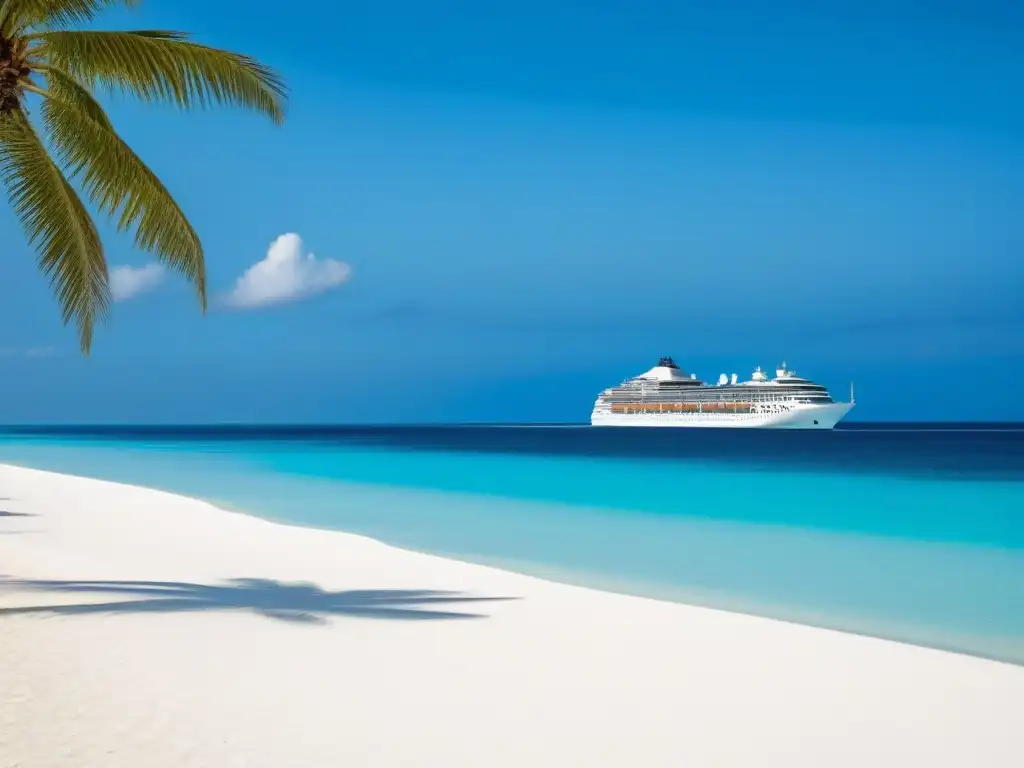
left=1, top=0, right=1023, bottom=423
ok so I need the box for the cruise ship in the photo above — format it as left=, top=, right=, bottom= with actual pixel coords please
left=591, top=357, right=854, bottom=429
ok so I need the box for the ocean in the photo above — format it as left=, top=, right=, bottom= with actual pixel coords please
left=1, top=423, right=1021, bottom=664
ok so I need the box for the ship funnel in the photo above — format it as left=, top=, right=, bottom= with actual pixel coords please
left=717, top=373, right=728, bottom=386
left=730, top=373, right=738, bottom=385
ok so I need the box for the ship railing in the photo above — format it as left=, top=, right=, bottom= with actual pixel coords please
left=610, top=402, right=756, bottom=414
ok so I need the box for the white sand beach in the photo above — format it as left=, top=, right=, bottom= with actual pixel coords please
left=1, top=463, right=1021, bottom=768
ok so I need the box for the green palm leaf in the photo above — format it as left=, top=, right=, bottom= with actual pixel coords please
left=1, top=0, right=137, bottom=34
left=1, top=2, right=286, bottom=353
left=36, top=29, right=287, bottom=122
left=0, top=110, right=108, bottom=350
left=43, top=66, right=205, bottom=305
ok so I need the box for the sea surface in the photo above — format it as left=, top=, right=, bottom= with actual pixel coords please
left=1, top=423, right=1022, bottom=664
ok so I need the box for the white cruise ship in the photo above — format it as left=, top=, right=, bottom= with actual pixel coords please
left=591, top=357, right=854, bottom=429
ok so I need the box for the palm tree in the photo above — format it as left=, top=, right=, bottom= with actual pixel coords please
left=0, top=0, right=286, bottom=352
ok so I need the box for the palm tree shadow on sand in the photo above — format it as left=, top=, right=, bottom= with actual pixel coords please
left=0, top=510, right=35, bottom=534
left=0, top=578, right=517, bottom=624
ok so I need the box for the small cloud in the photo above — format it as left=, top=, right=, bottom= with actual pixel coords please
left=223, top=233, right=351, bottom=309
left=0, top=345, right=60, bottom=358
left=25, top=346, right=59, bottom=358
left=110, top=264, right=165, bottom=302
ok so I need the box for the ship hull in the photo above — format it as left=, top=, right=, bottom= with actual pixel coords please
left=590, top=402, right=854, bottom=429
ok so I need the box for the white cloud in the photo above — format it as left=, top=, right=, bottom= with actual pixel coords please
left=25, top=345, right=59, bottom=358
left=224, top=233, right=351, bottom=309
left=110, top=263, right=165, bottom=302
left=0, top=345, right=60, bottom=358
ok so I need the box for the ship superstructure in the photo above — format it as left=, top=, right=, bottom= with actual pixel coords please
left=590, top=357, right=854, bottom=428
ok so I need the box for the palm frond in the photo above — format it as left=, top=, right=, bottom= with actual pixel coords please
left=43, top=66, right=205, bottom=304
left=35, top=29, right=287, bottom=123
left=0, top=110, right=108, bottom=352
left=1, top=0, right=139, bottom=34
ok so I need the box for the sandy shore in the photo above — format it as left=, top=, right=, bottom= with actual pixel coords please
left=1, top=464, right=1021, bottom=767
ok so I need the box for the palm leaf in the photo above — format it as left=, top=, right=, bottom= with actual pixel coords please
left=35, top=29, right=287, bottom=123
left=43, top=66, right=205, bottom=304
left=0, top=110, right=108, bottom=352
left=1, top=0, right=138, bottom=34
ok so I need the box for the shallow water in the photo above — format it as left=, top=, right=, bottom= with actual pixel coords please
left=1, top=424, right=1021, bottom=664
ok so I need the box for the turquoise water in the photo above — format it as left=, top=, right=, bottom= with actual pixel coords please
left=0, top=425, right=1021, bottom=664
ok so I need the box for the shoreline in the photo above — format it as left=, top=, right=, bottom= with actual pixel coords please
left=3, top=458, right=1020, bottom=667
left=2, top=463, right=1023, bottom=766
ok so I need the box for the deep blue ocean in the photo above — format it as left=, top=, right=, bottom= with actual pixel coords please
left=1, top=423, right=1021, bottom=664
